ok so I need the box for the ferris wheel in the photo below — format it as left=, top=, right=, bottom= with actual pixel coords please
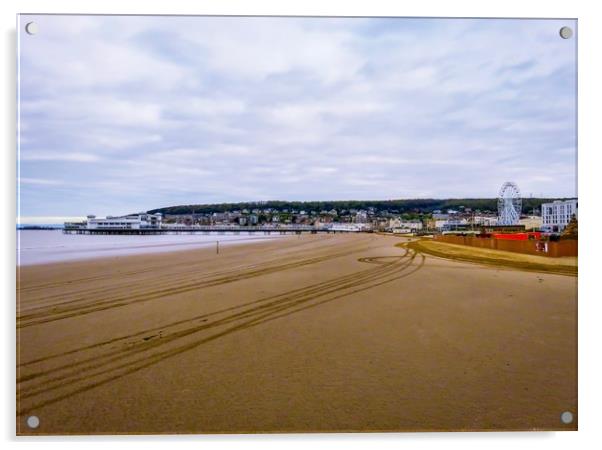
left=498, top=182, right=522, bottom=225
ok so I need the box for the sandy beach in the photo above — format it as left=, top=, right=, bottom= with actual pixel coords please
left=16, top=233, right=577, bottom=434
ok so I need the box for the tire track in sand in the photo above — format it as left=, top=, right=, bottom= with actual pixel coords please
left=17, top=248, right=424, bottom=415
left=17, top=241, right=373, bottom=328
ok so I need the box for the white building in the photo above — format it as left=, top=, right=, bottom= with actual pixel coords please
left=434, top=219, right=448, bottom=229
left=400, top=221, right=423, bottom=231
left=392, top=228, right=413, bottom=234
left=330, top=223, right=372, bottom=232
left=471, top=215, right=498, bottom=226
left=354, top=210, right=369, bottom=223
left=388, top=218, right=423, bottom=231
left=541, top=200, right=577, bottom=232
left=436, top=219, right=468, bottom=230
left=86, top=213, right=163, bottom=230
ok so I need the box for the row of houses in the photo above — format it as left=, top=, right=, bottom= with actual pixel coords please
left=66, top=200, right=577, bottom=234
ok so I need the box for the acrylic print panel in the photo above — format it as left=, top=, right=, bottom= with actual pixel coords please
left=16, top=15, right=577, bottom=434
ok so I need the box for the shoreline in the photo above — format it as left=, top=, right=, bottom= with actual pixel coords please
left=16, top=230, right=293, bottom=267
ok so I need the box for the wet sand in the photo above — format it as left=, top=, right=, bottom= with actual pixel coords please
left=16, top=233, right=577, bottom=434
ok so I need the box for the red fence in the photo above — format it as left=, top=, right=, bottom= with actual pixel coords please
left=492, top=232, right=542, bottom=241
left=435, top=235, right=578, bottom=257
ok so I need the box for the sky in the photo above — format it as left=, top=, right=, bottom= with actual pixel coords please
left=18, top=15, right=577, bottom=220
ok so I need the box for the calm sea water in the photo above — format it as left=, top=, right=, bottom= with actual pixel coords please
left=17, top=230, right=289, bottom=266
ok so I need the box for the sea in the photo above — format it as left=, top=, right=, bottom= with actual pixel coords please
left=17, top=229, right=289, bottom=266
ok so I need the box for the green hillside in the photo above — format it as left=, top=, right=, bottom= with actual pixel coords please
left=148, top=198, right=573, bottom=215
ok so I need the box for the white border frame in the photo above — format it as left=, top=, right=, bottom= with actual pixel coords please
left=3, top=1, right=600, bottom=449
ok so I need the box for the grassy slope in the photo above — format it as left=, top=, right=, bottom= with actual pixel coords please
left=401, top=239, right=577, bottom=276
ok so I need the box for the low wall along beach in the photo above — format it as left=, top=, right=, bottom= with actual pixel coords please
left=435, top=235, right=578, bottom=257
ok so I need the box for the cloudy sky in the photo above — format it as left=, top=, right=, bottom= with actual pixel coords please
left=18, top=15, right=576, bottom=220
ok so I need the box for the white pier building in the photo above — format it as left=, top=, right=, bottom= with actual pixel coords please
left=84, top=213, right=163, bottom=230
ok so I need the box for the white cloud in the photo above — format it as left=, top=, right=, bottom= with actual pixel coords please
left=19, top=177, right=64, bottom=185
left=20, top=152, right=101, bottom=162
left=21, top=97, right=165, bottom=128
left=21, top=18, right=188, bottom=91
left=187, top=18, right=364, bottom=84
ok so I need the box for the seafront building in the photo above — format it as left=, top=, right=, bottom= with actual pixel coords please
left=330, top=223, right=372, bottom=232
left=541, top=200, right=578, bottom=232
left=83, top=213, right=163, bottom=230
left=440, top=219, right=469, bottom=231
left=471, top=215, right=498, bottom=227
left=387, top=218, right=423, bottom=231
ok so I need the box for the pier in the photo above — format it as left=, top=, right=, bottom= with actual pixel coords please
left=63, top=225, right=349, bottom=235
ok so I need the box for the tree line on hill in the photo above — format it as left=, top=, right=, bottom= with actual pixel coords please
left=148, top=198, right=574, bottom=216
